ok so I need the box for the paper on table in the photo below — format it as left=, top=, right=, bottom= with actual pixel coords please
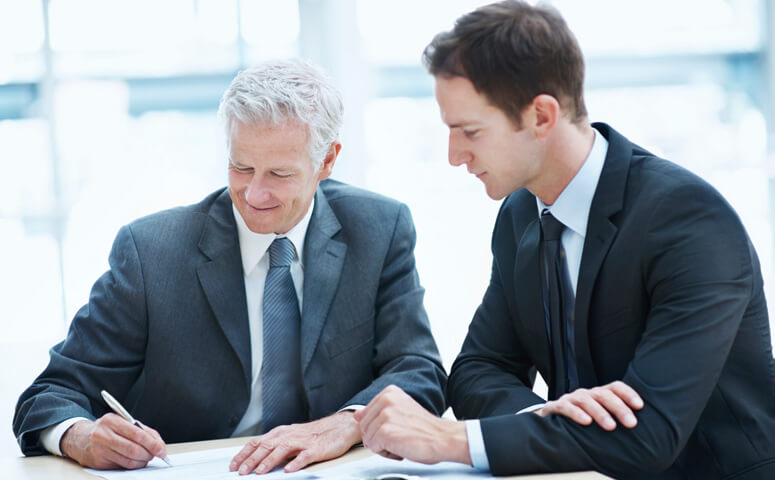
left=85, top=446, right=317, bottom=480
left=312, top=454, right=495, bottom=479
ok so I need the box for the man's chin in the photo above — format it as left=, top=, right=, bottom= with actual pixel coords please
left=242, top=214, right=281, bottom=234
left=483, top=184, right=507, bottom=201
left=245, top=221, right=281, bottom=234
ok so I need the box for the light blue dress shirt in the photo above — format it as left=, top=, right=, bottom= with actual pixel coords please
left=466, top=128, right=609, bottom=470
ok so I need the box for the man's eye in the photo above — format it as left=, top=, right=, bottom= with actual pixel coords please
left=272, top=171, right=292, bottom=178
left=463, top=129, right=479, bottom=138
left=229, top=163, right=252, bottom=173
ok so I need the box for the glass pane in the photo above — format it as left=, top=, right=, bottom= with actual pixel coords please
left=0, top=218, right=65, bottom=456
left=556, top=0, right=762, bottom=56
left=363, top=97, right=500, bottom=368
left=357, top=0, right=491, bottom=65
left=49, top=0, right=239, bottom=75
left=0, top=118, right=54, bottom=217
left=0, top=0, right=44, bottom=81
left=59, top=106, right=226, bottom=319
left=241, top=0, right=300, bottom=61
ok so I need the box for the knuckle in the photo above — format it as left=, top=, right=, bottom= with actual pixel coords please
left=127, top=445, right=145, bottom=459
left=278, top=440, right=296, bottom=452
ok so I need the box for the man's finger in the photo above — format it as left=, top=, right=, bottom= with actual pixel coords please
left=231, top=438, right=262, bottom=471
left=284, top=448, right=316, bottom=472
left=134, top=421, right=168, bottom=458
left=357, top=396, right=388, bottom=434
left=105, top=447, right=151, bottom=470
left=92, top=422, right=155, bottom=463
left=591, top=388, right=637, bottom=428
left=237, top=443, right=272, bottom=475
left=570, top=393, right=617, bottom=430
left=254, top=443, right=296, bottom=474
left=360, top=408, right=392, bottom=448
left=102, top=415, right=164, bottom=459
left=551, top=400, right=595, bottom=426
left=609, top=381, right=644, bottom=409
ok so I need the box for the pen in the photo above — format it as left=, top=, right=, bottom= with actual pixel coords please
left=100, top=390, right=173, bottom=466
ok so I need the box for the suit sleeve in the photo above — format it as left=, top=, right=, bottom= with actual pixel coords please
left=12, top=225, right=148, bottom=455
left=447, top=198, right=544, bottom=418
left=447, top=251, right=545, bottom=418
left=341, top=204, right=447, bottom=415
left=479, top=182, right=761, bottom=476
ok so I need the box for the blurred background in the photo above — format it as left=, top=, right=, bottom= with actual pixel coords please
left=2, top=0, right=774, bottom=456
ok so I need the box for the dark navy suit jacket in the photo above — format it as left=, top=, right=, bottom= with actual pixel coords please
left=447, top=124, right=775, bottom=479
left=14, top=179, right=446, bottom=454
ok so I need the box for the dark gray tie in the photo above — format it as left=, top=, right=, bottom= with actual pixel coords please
left=539, top=210, right=579, bottom=397
left=261, top=237, right=306, bottom=433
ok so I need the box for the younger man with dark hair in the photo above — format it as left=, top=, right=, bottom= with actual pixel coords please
left=355, top=2, right=775, bottom=478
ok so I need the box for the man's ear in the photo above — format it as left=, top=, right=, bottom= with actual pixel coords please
left=529, top=94, right=560, bottom=139
left=318, top=141, right=342, bottom=180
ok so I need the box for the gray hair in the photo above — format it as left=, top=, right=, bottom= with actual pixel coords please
left=217, top=58, right=344, bottom=168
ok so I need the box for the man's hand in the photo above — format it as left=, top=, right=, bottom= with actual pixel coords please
left=60, top=414, right=168, bottom=470
left=536, top=380, right=644, bottom=430
left=355, top=385, right=470, bottom=466
left=229, top=411, right=361, bottom=475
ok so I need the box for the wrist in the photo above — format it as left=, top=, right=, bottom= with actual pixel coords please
left=333, top=410, right=362, bottom=445
left=60, top=420, right=90, bottom=460
left=438, top=420, right=471, bottom=466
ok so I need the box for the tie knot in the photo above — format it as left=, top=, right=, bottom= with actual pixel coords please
left=268, top=237, right=296, bottom=268
left=540, top=210, right=565, bottom=241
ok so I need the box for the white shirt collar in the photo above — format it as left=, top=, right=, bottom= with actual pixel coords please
left=537, top=128, right=609, bottom=238
left=232, top=197, right=315, bottom=276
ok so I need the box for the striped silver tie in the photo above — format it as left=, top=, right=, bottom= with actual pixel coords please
left=261, top=237, right=306, bottom=433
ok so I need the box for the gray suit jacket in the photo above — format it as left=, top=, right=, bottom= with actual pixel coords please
left=14, top=179, right=446, bottom=455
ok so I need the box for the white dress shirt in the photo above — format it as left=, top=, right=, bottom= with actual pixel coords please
left=466, top=128, right=609, bottom=470
left=230, top=200, right=313, bottom=437
left=40, top=199, right=316, bottom=455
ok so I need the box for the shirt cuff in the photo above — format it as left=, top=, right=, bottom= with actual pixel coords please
left=337, top=404, right=365, bottom=413
left=516, top=403, right=545, bottom=414
left=464, top=419, right=490, bottom=471
left=40, top=417, right=90, bottom=456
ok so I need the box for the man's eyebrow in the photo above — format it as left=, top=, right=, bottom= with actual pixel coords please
left=228, top=158, right=249, bottom=167
left=447, top=122, right=477, bottom=129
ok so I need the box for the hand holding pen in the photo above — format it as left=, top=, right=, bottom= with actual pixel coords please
left=101, top=390, right=173, bottom=466
left=59, top=390, right=172, bottom=470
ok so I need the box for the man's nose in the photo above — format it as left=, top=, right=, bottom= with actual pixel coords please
left=245, top=176, right=272, bottom=205
left=448, top=134, right=471, bottom=167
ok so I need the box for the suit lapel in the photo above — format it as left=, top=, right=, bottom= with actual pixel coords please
left=196, top=190, right=252, bottom=389
left=513, top=217, right=555, bottom=386
left=301, top=188, right=346, bottom=373
left=575, top=123, right=629, bottom=388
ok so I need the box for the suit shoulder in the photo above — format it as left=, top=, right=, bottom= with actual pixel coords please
left=629, top=154, right=730, bottom=207
left=495, top=189, right=536, bottom=231
left=320, top=179, right=403, bottom=215
left=125, top=188, right=227, bottom=240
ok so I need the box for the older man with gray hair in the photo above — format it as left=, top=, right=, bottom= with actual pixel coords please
left=13, top=59, right=446, bottom=474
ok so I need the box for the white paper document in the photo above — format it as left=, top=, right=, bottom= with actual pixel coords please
left=312, top=454, right=495, bottom=479
left=85, top=446, right=316, bottom=480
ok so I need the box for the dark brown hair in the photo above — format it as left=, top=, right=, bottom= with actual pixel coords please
left=422, top=0, right=587, bottom=126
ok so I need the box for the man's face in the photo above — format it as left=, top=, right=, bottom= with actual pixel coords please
left=227, top=119, right=334, bottom=234
left=434, top=75, right=542, bottom=200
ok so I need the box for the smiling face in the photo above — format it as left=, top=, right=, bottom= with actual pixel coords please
left=434, top=75, right=544, bottom=201
left=227, top=119, right=336, bottom=234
